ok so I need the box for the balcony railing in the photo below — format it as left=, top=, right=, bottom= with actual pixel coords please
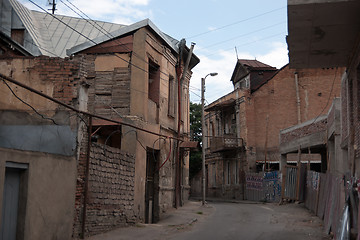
left=209, top=134, right=243, bottom=152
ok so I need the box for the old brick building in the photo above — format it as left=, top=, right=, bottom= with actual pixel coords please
left=203, top=60, right=341, bottom=200
left=285, top=0, right=360, bottom=236
left=0, top=0, right=199, bottom=239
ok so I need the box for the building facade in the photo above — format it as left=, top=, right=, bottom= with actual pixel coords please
left=203, top=60, right=342, bottom=200
left=0, top=0, right=199, bottom=238
left=286, top=0, right=360, bottom=236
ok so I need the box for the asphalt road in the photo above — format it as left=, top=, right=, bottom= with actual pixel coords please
left=172, top=202, right=330, bottom=240
left=86, top=201, right=330, bottom=240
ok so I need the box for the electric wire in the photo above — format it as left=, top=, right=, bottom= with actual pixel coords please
left=122, top=129, right=147, bottom=151
left=186, top=6, right=285, bottom=39
left=1, top=79, right=58, bottom=125
left=204, top=31, right=287, bottom=58
left=0, top=72, right=182, bottom=141
left=0, top=25, right=60, bottom=57
left=60, top=0, right=171, bottom=80
left=152, top=137, right=166, bottom=165
left=27, top=0, right=166, bottom=81
left=56, top=0, right=183, bottom=84
left=309, top=67, right=339, bottom=126
left=198, top=21, right=286, bottom=50
left=28, top=0, right=192, bottom=103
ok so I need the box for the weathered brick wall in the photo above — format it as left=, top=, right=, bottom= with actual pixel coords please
left=280, top=118, right=327, bottom=144
left=73, top=143, right=136, bottom=238
left=327, top=101, right=335, bottom=129
left=243, top=66, right=342, bottom=170
left=32, top=56, right=81, bottom=105
left=77, top=54, right=131, bottom=118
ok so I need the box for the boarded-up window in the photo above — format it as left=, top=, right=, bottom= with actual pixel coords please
left=11, top=29, right=25, bottom=46
left=148, top=59, right=160, bottom=105
left=168, top=75, right=175, bottom=117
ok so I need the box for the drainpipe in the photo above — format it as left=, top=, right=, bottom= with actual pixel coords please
left=175, top=41, right=195, bottom=208
left=294, top=72, right=301, bottom=124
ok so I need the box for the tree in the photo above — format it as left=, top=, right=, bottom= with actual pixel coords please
left=189, top=102, right=202, bottom=179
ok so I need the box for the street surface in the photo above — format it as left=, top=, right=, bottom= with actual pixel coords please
left=87, top=200, right=331, bottom=240
left=173, top=202, right=330, bottom=240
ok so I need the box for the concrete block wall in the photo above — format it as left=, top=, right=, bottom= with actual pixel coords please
left=280, top=118, right=327, bottom=145
left=73, top=143, right=135, bottom=238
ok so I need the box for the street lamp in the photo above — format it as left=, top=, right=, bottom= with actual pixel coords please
left=201, top=72, right=218, bottom=205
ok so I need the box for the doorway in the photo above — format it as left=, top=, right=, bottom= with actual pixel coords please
left=145, top=149, right=159, bottom=223
left=0, top=162, right=28, bottom=240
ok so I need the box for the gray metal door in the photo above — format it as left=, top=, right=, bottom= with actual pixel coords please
left=0, top=168, right=21, bottom=240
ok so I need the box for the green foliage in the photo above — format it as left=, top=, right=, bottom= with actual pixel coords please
left=189, top=102, right=202, bottom=179
left=190, top=102, right=202, bottom=142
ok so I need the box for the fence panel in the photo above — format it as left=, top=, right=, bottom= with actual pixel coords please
left=305, top=170, right=320, bottom=213
left=283, top=166, right=298, bottom=200
left=245, top=173, right=264, bottom=202
left=245, top=171, right=281, bottom=202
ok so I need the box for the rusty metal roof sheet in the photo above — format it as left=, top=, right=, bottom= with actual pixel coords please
left=238, top=59, right=276, bottom=70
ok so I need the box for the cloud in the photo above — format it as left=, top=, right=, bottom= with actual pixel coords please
left=21, top=0, right=151, bottom=25
left=190, top=50, right=240, bottom=104
left=190, top=42, right=288, bottom=104
left=256, top=42, right=289, bottom=69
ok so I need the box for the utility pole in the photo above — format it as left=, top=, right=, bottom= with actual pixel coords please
left=201, top=72, right=218, bottom=205
left=201, top=77, right=206, bottom=206
left=49, top=0, right=56, bottom=14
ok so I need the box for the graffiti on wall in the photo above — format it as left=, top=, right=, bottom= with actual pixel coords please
left=246, top=175, right=263, bottom=190
left=263, top=171, right=282, bottom=202
left=245, top=171, right=281, bottom=202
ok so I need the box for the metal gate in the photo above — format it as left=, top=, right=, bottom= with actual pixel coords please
left=281, top=165, right=306, bottom=201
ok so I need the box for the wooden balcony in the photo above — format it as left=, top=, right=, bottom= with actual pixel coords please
left=209, top=134, right=243, bottom=153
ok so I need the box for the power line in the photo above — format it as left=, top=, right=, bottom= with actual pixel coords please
left=0, top=72, right=183, bottom=140
left=58, top=0, right=182, bottom=82
left=309, top=67, right=339, bottom=125
left=186, top=6, right=285, bottom=39
left=198, top=21, right=286, bottom=50
left=204, top=31, right=286, bottom=58
left=28, top=0, right=172, bottom=85
left=27, top=0, right=191, bottom=102
left=1, top=79, right=58, bottom=124
left=0, top=25, right=60, bottom=57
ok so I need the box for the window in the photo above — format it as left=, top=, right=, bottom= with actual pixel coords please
left=148, top=59, right=160, bottom=105
left=168, top=75, right=176, bottom=117
left=239, top=79, right=249, bottom=89
left=227, top=161, right=231, bottom=185
left=11, top=29, right=25, bottom=45
left=91, top=125, right=122, bottom=149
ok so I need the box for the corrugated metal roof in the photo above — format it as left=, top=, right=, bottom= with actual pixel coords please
left=31, top=10, right=125, bottom=57
left=5, top=0, right=201, bottom=68
left=67, top=18, right=181, bottom=56
left=7, top=0, right=186, bottom=58
left=9, top=0, right=127, bottom=57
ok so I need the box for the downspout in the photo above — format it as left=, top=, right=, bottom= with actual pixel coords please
left=175, top=39, right=185, bottom=208
left=294, top=72, right=301, bottom=124
left=175, top=40, right=195, bottom=208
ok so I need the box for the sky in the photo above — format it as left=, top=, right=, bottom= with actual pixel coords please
left=21, top=0, right=289, bottom=104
